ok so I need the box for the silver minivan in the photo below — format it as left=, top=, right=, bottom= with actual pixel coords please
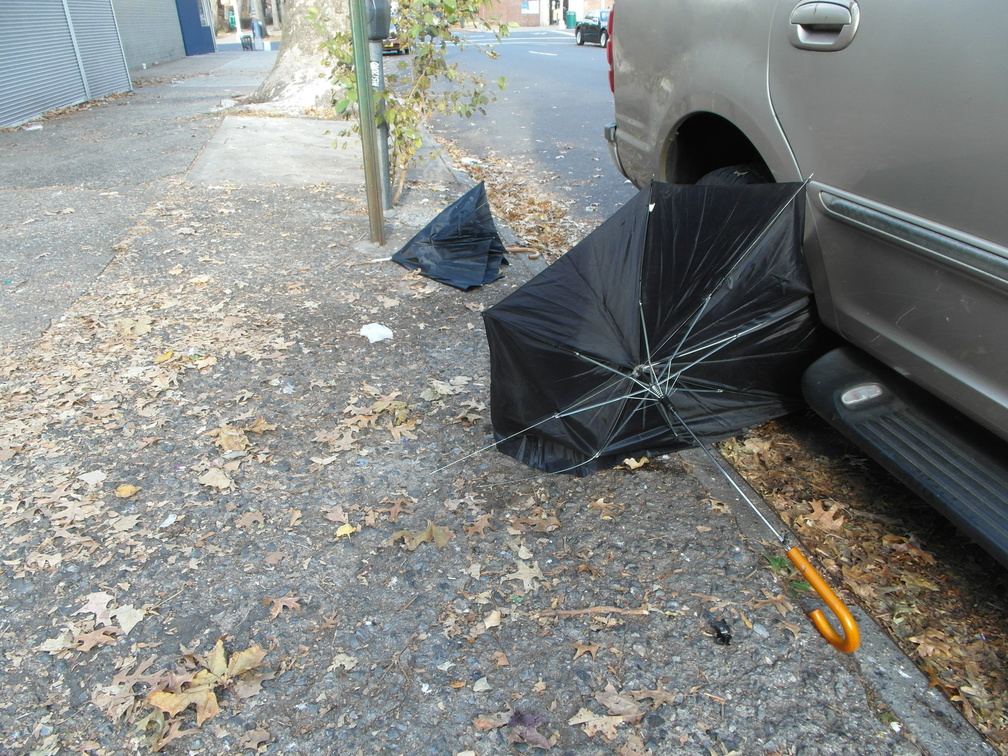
left=604, top=0, right=1008, bottom=564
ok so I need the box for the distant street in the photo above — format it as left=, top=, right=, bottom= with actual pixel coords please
left=427, top=26, right=637, bottom=226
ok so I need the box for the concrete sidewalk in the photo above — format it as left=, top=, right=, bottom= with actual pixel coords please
left=0, top=48, right=519, bottom=348
left=0, top=48, right=992, bottom=756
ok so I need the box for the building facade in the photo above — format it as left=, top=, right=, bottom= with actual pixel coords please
left=480, top=0, right=612, bottom=27
left=0, top=0, right=212, bottom=129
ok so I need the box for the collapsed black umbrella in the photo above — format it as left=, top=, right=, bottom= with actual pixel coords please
left=392, top=181, right=508, bottom=290
left=482, top=181, right=859, bottom=652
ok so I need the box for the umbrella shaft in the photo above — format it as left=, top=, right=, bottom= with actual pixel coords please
left=656, top=398, right=785, bottom=545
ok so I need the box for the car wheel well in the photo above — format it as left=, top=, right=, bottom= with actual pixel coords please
left=663, top=114, right=770, bottom=184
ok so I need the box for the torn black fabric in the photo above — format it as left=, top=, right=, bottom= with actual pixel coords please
left=483, top=181, right=824, bottom=474
left=392, top=181, right=508, bottom=290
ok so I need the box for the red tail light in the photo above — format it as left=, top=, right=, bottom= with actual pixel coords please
left=607, top=5, right=615, bottom=92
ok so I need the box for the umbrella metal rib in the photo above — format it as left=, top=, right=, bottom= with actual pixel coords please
left=537, top=301, right=788, bottom=544
left=477, top=179, right=859, bottom=651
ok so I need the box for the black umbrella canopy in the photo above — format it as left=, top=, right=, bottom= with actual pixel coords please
left=480, top=181, right=862, bottom=654
left=392, top=181, right=508, bottom=291
left=483, top=181, right=824, bottom=475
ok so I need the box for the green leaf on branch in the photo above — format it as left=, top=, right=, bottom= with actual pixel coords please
left=321, top=0, right=508, bottom=204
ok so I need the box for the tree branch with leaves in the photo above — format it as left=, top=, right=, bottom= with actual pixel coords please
left=321, top=0, right=508, bottom=204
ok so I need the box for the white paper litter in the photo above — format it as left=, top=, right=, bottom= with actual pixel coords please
left=359, top=323, right=393, bottom=343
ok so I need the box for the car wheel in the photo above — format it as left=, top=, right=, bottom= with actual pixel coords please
left=696, top=163, right=771, bottom=186
left=600, top=30, right=609, bottom=47
left=575, top=29, right=584, bottom=45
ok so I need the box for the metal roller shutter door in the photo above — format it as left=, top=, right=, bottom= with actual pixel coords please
left=66, top=0, right=132, bottom=99
left=0, top=1, right=88, bottom=128
left=112, top=0, right=186, bottom=70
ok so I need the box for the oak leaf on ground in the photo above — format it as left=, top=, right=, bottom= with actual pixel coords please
left=264, top=594, right=302, bottom=620
left=568, top=707, right=625, bottom=742
left=390, top=522, right=454, bottom=551
left=379, top=496, right=414, bottom=522
left=506, top=560, right=544, bottom=592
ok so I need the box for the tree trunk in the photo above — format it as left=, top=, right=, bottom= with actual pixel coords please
left=247, top=0, right=348, bottom=112
left=210, top=0, right=227, bottom=34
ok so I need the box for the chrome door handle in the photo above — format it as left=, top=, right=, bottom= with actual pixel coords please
left=788, top=0, right=860, bottom=51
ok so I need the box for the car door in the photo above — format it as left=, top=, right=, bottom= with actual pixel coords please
left=768, top=0, right=1008, bottom=439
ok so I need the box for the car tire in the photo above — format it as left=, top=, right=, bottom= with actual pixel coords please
left=600, top=30, right=609, bottom=47
left=696, top=163, right=771, bottom=186
left=575, top=29, right=584, bottom=45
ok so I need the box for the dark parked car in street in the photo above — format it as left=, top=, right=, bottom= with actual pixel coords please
left=575, top=10, right=610, bottom=47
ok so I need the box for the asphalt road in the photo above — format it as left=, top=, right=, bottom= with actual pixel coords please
left=427, top=26, right=637, bottom=224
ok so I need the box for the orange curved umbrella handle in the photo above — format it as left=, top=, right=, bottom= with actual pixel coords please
left=786, top=547, right=860, bottom=653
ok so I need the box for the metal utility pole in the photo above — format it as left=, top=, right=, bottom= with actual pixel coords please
left=368, top=40, right=392, bottom=210
left=348, top=0, right=386, bottom=245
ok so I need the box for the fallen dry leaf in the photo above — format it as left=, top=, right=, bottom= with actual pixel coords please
left=111, top=605, right=145, bottom=634
left=245, top=416, right=276, bottom=434
left=73, top=626, right=120, bottom=652
left=335, top=523, right=357, bottom=539
left=329, top=652, right=358, bottom=671
left=239, top=727, right=271, bottom=752
left=630, top=685, right=678, bottom=708
left=390, top=522, right=454, bottom=551
left=465, top=513, right=493, bottom=538
left=805, top=499, right=845, bottom=532
left=588, top=497, right=625, bottom=519
left=473, top=711, right=510, bottom=731
left=145, top=638, right=270, bottom=735
left=568, top=707, right=624, bottom=742
left=235, top=510, right=265, bottom=530
left=78, top=470, right=107, bottom=487
left=379, top=496, right=414, bottom=523
left=148, top=670, right=220, bottom=725
left=750, top=588, right=794, bottom=618
left=506, top=710, right=551, bottom=750
left=197, top=468, right=233, bottom=490
left=505, top=560, right=544, bottom=592
left=207, top=425, right=249, bottom=452
left=76, top=591, right=114, bottom=625
left=572, top=641, right=600, bottom=661
left=595, top=684, right=644, bottom=721
left=227, top=644, right=268, bottom=677
left=264, top=594, right=302, bottom=620
left=152, top=718, right=199, bottom=752
left=910, top=628, right=954, bottom=658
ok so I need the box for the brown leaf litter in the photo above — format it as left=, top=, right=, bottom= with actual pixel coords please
left=719, top=417, right=1008, bottom=751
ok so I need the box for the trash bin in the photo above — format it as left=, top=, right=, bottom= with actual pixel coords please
left=241, top=35, right=253, bottom=51
left=565, top=11, right=577, bottom=28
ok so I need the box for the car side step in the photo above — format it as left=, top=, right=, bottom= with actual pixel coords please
left=802, top=347, right=1008, bottom=568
